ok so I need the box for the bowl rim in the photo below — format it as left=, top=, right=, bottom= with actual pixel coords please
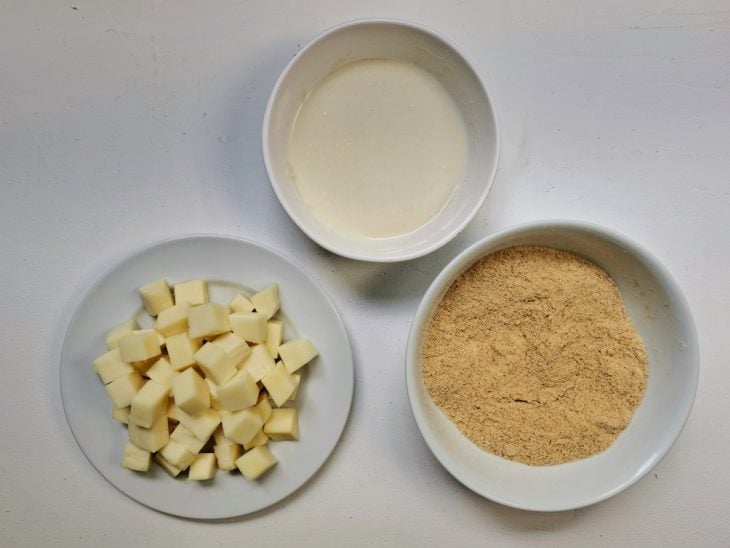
left=405, top=218, right=700, bottom=511
left=262, top=17, right=500, bottom=262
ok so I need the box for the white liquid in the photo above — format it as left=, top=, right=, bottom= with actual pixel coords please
left=288, top=59, right=468, bottom=239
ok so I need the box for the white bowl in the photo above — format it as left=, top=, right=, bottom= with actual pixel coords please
left=406, top=220, right=699, bottom=511
left=263, top=19, right=499, bottom=262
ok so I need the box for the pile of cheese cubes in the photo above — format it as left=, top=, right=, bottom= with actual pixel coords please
left=92, top=278, right=318, bottom=481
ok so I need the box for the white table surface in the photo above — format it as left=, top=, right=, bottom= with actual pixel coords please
left=2, top=1, right=729, bottom=546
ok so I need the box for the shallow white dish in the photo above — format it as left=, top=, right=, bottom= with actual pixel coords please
left=60, top=235, right=354, bottom=519
left=406, top=220, right=699, bottom=511
left=263, top=19, right=499, bottom=262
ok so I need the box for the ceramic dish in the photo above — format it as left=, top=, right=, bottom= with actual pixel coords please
left=60, top=235, right=354, bottom=519
left=406, top=220, right=699, bottom=511
left=263, top=19, right=499, bottom=262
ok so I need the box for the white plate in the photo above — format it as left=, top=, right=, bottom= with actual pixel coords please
left=60, top=235, right=354, bottom=519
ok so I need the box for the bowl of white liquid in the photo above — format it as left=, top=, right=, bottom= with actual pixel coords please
left=263, top=19, right=499, bottom=261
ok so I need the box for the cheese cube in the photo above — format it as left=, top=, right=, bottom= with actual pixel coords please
left=93, top=348, right=134, bottom=384
left=128, top=414, right=169, bottom=452
left=188, top=303, right=230, bottom=340
left=166, top=332, right=201, bottom=371
left=230, top=292, right=254, bottom=313
left=243, top=429, right=269, bottom=450
left=212, top=425, right=230, bottom=446
left=216, top=369, right=259, bottom=411
left=121, top=442, right=151, bottom=472
left=266, top=320, right=284, bottom=359
left=130, top=356, right=158, bottom=375
left=129, top=380, right=169, bottom=428
left=241, top=344, right=275, bottom=382
left=194, top=342, right=237, bottom=385
left=236, top=446, right=277, bottom=480
left=229, top=312, right=267, bottom=343
left=251, top=283, right=279, bottom=320
left=264, top=408, right=299, bottom=441
left=160, top=440, right=195, bottom=470
left=105, top=371, right=145, bottom=408
left=155, top=453, right=181, bottom=478
left=168, top=405, right=221, bottom=441
left=154, top=302, right=190, bottom=337
left=139, top=278, right=174, bottom=316
left=212, top=332, right=250, bottom=366
left=172, top=368, right=210, bottom=416
left=205, top=378, right=225, bottom=411
left=221, top=407, right=263, bottom=445
left=106, top=318, right=139, bottom=350
left=214, top=441, right=242, bottom=471
left=289, top=374, right=301, bottom=401
left=261, top=362, right=297, bottom=407
left=134, top=329, right=166, bottom=347
left=170, top=424, right=206, bottom=454
left=188, top=453, right=217, bottom=480
left=145, top=357, right=176, bottom=391
left=174, top=279, right=208, bottom=307
left=112, top=405, right=130, bottom=424
left=118, top=330, right=161, bottom=363
left=278, top=338, right=318, bottom=373
left=256, top=392, right=272, bottom=423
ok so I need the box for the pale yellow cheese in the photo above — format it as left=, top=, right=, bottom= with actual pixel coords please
left=93, top=348, right=134, bottom=384
left=128, top=414, right=169, bottom=452
left=105, top=318, right=139, bottom=350
left=118, top=330, right=161, bottom=363
left=256, top=392, right=272, bottom=423
left=121, top=442, right=151, bottom=472
left=139, top=278, right=174, bottom=316
left=221, top=407, right=263, bottom=445
left=212, top=332, right=250, bottom=366
left=170, top=424, right=206, bottom=454
left=145, top=357, right=176, bottom=391
left=265, top=320, right=284, bottom=359
left=229, top=292, right=254, bottom=313
left=216, top=369, right=259, bottom=411
left=160, top=440, right=195, bottom=470
left=105, top=371, right=145, bottom=408
left=188, top=303, right=230, bottom=340
left=168, top=405, right=221, bottom=441
left=188, top=453, right=217, bottom=480
left=166, top=332, right=201, bottom=371
left=236, top=445, right=277, bottom=480
left=261, top=362, right=297, bottom=407
left=155, top=453, right=182, bottom=478
left=243, top=429, right=269, bottom=450
left=172, top=368, right=210, bottom=416
left=174, top=279, right=208, bottom=307
left=130, top=379, right=169, bottom=428
left=278, top=338, right=318, bottom=373
left=289, top=374, right=301, bottom=401
left=205, top=378, right=224, bottom=411
left=251, top=283, right=279, bottom=320
left=214, top=442, right=242, bottom=471
left=154, top=302, right=190, bottom=337
left=134, top=329, right=166, bottom=348
left=112, top=405, right=130, bottom=424
left=240, top=344, right=275, bottom=382
left=194, top=342, right=237, bottom=385
left=229, top=311, right=267, bottom=344
left=264, top=408, right=299, bottom=441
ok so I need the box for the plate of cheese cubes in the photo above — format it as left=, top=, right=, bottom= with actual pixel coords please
left=60, top=235, right=354, bottom=518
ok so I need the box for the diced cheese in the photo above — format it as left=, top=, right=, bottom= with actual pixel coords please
left=188, top=453, right=217, bottom=480
left=221, top=407, right=263, bottom=445
left=93, top=348, right=134, bottom=384
left=155, top=453, right=181, bottom=478
left=264, top=408, right=299, bottom=441
left=121, top=442, right=151, bottom=472
left=261, top=362, right=297, bottom=407
left=205, top=378, right=224, bottom=411
left=216, top=369, right=259, bottom=411
left=256, top=392, right=272, bottom=423
left=118, top=330, right=161, bottom=363
left=212, top=332, right=250, bottom=366
left=145, top=357, right=176, bottom=391
left=214, top=442, right=242, bottom=471
left=229, top=312, right=267, bottom=344
left=168, top=405, right=221, bottom=441
left=251, top=283, right=279, bottom=320
left=240, top=344, right=275, bottom=382
left=289, top=374, right=301, bottom=401
left=265, top=320, right=284, bottom=359
left=236, top=446, right=277, bottom=480
left=172, top=368, right=210, bottom=416
left=160, top=440, right=195, bottom=471
left=105, top=318, right=139, bottom=350
left=243, top=429, right=269, bottom=450
left=278, top=338, right=318, bottom=373
left=134, top=329, right=166, bottom=347
left=105, top=371, right=145, bottom=408
left=139, top=278, right=174, bottom=316
left=154, top=302, right=190, bottom=337
left=174, top=279, right=208, bottom=307
left=194, top=342, right=237, bottom=385
left=229, top=292, right=254, bottom=313
left=188, top=303, right=230, bottom=340
left=166, top=332, right=201, bottom=371
left=112, top=405, right=130, bottom=424
left=130, top=380, right=169, bottom=428
left=128, top=414, right=169, bottom=452
left=170, top=424, right=206, bottom=454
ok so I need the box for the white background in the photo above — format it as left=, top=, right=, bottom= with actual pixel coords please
left=1, top=1, right=729, bottom=546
